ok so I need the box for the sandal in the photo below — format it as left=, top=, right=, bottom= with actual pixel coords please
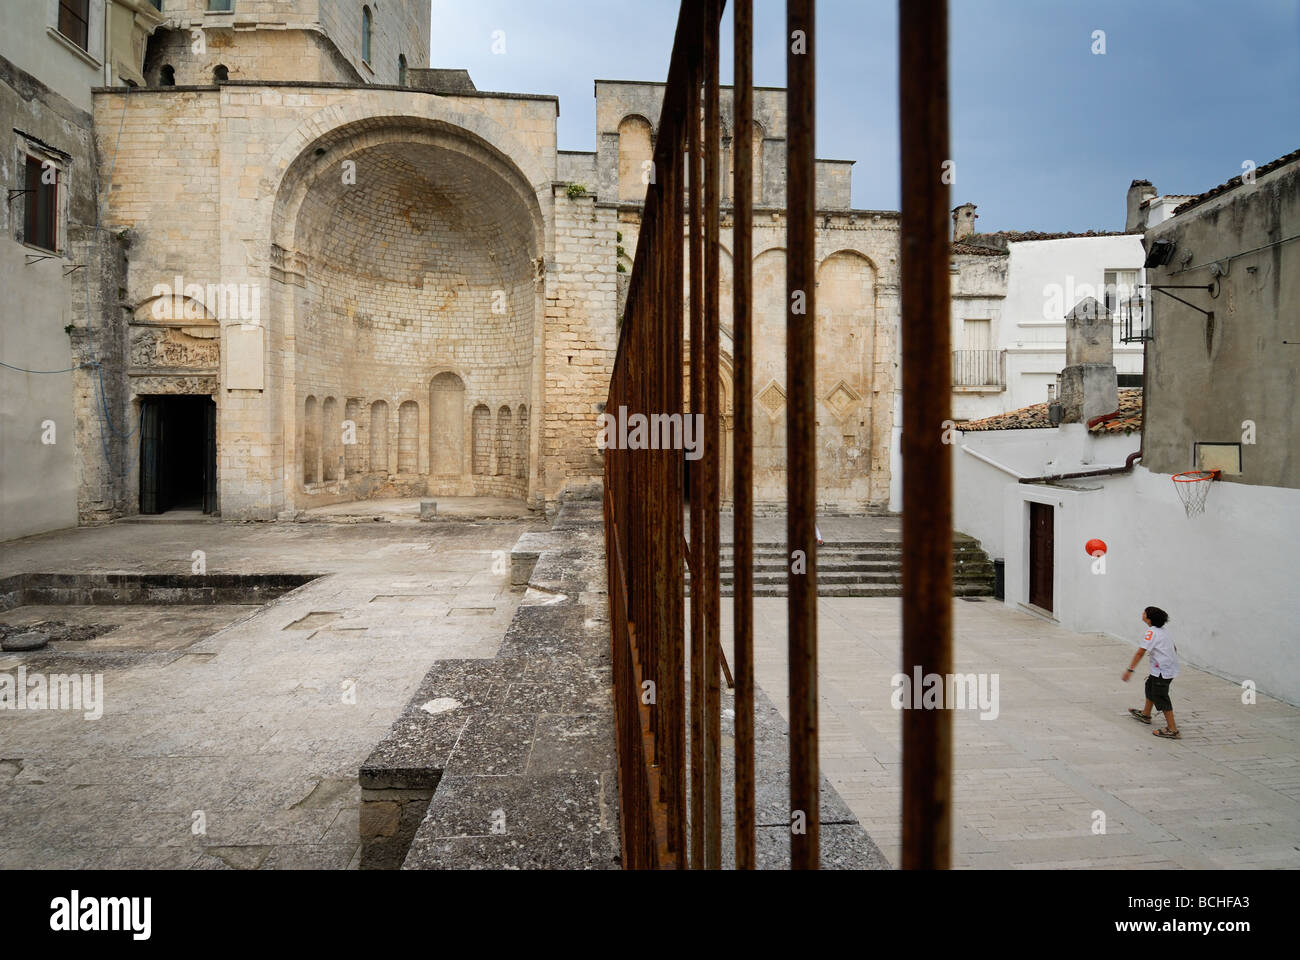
left=1128, top=708, right=1152, bottom=724
left=1153, top=727, right=1181, bottom=739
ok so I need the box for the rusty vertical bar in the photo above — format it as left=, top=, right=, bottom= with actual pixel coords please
left=666, top=125, right=688, bottom=861
left=899, top=0, right=953, bottom=869
left=687, top=52, right=705, bottom=871
left=702, top=0, right=723, bottom=871
left=786, top=0, right=819, bottom=870
left=650, top=165, right=667, bottom=834
left=732, top=0, right=756, bottom=871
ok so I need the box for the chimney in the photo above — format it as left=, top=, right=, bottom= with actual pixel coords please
left=1058, top=297, right=1118, bottom=424
left=952, top=202, right=978, bottom=241
left=1125, top=179, right=1157, bottom=232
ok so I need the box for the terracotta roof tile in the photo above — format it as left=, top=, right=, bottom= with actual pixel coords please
left=1173, top=148, right=1300, bottom=216
left=951, top=229, right=1137, bottom=257
left=951, top=241, right=1008, bottom=256
left=958, top=388, right=1142, bottom=434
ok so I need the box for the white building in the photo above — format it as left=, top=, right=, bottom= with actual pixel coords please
left=948, top=205, right=1146, bottom=423
left=952, top=153, right=1300, bottom=706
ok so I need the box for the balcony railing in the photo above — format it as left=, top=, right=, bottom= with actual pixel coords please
left=952, top=348, right=1006, bottom=388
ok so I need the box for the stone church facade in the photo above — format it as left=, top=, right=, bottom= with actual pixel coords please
left=581, top=81, right=900, bottom=509
left=4, top=0, right=899, bottom=537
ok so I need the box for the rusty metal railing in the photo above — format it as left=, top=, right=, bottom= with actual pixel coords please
left=900, top=0, right=955, bottom=869
left=604, top=0, right=953, bottom=870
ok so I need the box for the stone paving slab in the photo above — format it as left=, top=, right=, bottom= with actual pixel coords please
left=366, top=501, right=621, bottom=870
left=729, top=595, right=1300, bottom=869
left=386, top=502, right=887, bottom=870
left=0, top=515, right=541, bottom=869
left=714, top=684, right=890, bottom=870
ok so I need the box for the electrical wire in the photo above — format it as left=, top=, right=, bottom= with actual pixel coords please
left=0, top=359, right=84, bottom=373
left=1173, top=233, right=1300, bottom=275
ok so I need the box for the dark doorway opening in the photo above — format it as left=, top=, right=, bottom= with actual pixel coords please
left=140, top=396, right=217, bottom=515
left=1028, top=501, right=1054, bottom=613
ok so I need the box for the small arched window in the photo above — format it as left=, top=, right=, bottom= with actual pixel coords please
left=159, top=65, right=175, bottom=87
left=361, top=6, right=372, bottom=65
left=398, top=54, right=407, bottom=86
left=213, top=64, right=228, bottom=83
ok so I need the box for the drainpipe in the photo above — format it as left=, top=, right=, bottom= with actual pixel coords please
left=959, top=443, right=1028, bottom=479
left=1017, top=455, right=1139, bottom=484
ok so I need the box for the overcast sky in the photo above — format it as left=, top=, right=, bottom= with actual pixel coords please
left=430, top=0, right=1299, bottom=233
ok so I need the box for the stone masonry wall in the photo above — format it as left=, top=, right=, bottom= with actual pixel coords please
left=615, top=209, right=900, bottom=511
left=144, top=28, right=361, bottom=87
left=291, top=140, right=537, bottom=502
left=539, top=188, right=619, bottom=502
left=142, top=0, right=429, bottom=87
left=91, top=88, right=223, bottom=518
left=90, top=84, right=557, bottom=519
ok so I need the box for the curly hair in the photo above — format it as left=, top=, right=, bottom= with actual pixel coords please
left=1144, top=606, right=1169, bottom=628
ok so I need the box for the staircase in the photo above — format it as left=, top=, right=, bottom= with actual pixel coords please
left=687, top=535, right=995, bottom=598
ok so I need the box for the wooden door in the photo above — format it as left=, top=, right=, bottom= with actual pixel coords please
left=139, top=399, right=161, bottom=515
left=1028, top=501, right=1053, bottom=612
left=203, top=399, right=217, bottom=514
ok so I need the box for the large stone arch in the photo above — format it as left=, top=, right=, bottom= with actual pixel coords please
left=266, top=110, right=547, bottom=509
left=816, top=248, right=878, bottom=394
left=815, top=249, right=878, bottom=496
left=681, top=238, right=735, bottom=338
left=752, top=247, right=788, bottom=394
left=264, top=97, right=552, bottom=239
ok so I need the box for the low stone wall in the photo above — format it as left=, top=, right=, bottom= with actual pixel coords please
left=0, top=572, right=319, bottom=610
left=359, top=500, right=620, bottom=869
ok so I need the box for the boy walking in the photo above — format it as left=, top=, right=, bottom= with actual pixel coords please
left=1122, top=606, right=1180, bottom=739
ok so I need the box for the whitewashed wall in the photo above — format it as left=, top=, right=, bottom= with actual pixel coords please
left=954, top=427, right=1139, bottom=560
left=987, top=463, right=1300, bottom=707
left=1001, top=236, right=1146, bottom=412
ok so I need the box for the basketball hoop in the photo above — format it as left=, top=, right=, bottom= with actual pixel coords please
left=1171, top=469, right=1220, bottom=517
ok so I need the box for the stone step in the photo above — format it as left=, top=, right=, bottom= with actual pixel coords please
left=716, top=546, right=988, bottom=557
left=687, top=583, right=996, bottom=598
left=684, top=532, right=999, bottom=599
left=714, top=558, right=994, bottom=571
left=717, top=538, right=977, bottom=546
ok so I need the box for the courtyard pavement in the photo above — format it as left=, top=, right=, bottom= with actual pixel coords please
left=3, top=507, right=1297, bottom=869
left=0, top=506, right=540, bottom=869
left=726, top=596, right=1300, bottom=868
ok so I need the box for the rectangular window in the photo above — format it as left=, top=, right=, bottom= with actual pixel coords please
left=24, top=156, right=59, bottom=253
left=208, top=0, right=233, bottom=11
left=1103, top=269, right=1138, bottom=315
left=58, top=0, right=90, bottom=50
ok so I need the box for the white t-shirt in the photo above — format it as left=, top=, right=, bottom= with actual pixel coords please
left=1141, top=625, right=1179, bottom=679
